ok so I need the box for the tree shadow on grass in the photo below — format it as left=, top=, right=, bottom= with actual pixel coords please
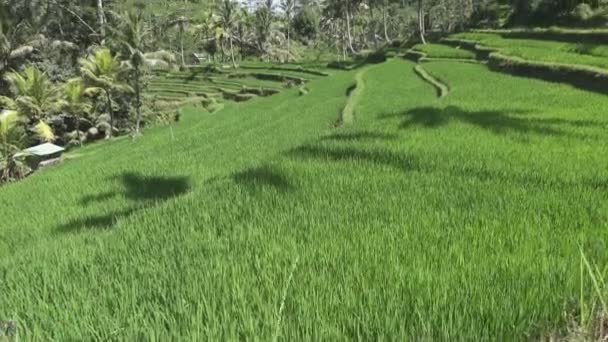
left=59, top=172, right=190, bottom=232
left=321, top=131, right=398, bottom=142
left=289, top=145, right=418, bottom=172
left=288, top=143, right=608, bottom=192
left=380, top=106, right=603, bottom=138
left=232, top=165, right=293, bottom=192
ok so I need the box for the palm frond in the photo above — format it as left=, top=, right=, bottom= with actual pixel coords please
left=33, top=120, right=55, bottom=142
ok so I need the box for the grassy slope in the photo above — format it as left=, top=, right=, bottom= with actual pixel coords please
left=412, top=43, right=477, bottom=59
left=1, top=59, right=608, bottom=339
left=451, top=32, right=608, bottom=68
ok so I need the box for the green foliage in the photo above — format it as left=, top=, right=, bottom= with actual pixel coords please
left=4, top=66, right=58, bottom=120
left=293, top=7, right=320, bottom=41
left=0, top=110, right=28, bottom=183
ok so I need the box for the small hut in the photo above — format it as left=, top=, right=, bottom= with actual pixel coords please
left=21, top=143, right=65, bottom=169
left=191, top=52, right=208, bottom=65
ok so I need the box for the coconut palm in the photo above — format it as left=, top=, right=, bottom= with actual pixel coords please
left=280, top=0, right=296, bottom=62
left=168, top=14, right=190, bottom=67
left=4, top=66, right=58, bottom=121
left=60, top=79, right=93, bottom=146
left=216, top=0, right=239, bottom=68
left=0, top=11, right=35, bottom=77
left=0, top=110, right=28, bottom=183
left=79, top=48, right=132, bottom=139
left=113, top=10, right=176, bottom=134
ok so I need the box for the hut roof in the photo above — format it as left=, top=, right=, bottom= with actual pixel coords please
left=22, top=143, right=65, bottom=157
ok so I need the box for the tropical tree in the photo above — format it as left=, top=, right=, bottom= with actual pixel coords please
left=60, top=79, right=92, bottom=146
left=4, top=66, right=58, bottom=121
left=418, top=0, right=427, bottom=44
left=115, top=10, right=148, bottom=135
left=169, top=14, right=190, bottom=67
left=255, top=0, right=274, bottom=58
left=0, top=6, right=36, bottom=79
left=113, top=10, right=176, bottom=134
left=216, top=0, right=239, bottom=68
left=280, top=0, right=296, bottom=62
left=79, top=48, right=132, bottom=139
left=0, top=110, right=28, bottom=183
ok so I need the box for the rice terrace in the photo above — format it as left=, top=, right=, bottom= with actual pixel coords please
left=1, top=0, right=608, bottom=340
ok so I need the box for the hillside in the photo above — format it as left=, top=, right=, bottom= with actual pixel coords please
left=1, top=51, right=608, bottom=338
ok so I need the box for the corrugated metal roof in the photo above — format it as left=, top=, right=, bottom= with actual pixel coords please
left=22, top=143, right=65, bottom=156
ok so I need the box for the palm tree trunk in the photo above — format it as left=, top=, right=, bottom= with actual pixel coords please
left=97, top=0, right=105, bottom=37
left=105, top=90, right=113, bottom=139
left=287, top=25, right=291, bottom=63
left=229, top=36, right=237, bottom=68
left=345, top=4, right=356, bottom=54
left=369, top=3, right=378, bottom=48
left=418, top=0, right=426, bottom=44
left=383, top=3, right=390, bottom=42
left=134, top=67, right=142, bottom=134
left=180, top=27, right=185, bottom=66
left=76, top=114, right=82, bottom=147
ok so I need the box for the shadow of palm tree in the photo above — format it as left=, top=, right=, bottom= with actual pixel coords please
left=289, top=145, right=418, bottom=172
left=232, top=165, right=293, bottom=192
left=321, top=131, right=398, bottom=142
left=60, top=172, right=190, bottom=232
left=380, top=106, right=603, bottom=138
left=288, top=143, right=608, bottom=192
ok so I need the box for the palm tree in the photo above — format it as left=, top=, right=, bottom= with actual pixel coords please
left=418, top=0, right=427, bottom=44
left=216, top=0, right=239, bottom=68
left=0, top=9, right=35, bottom=79
left=169, top=14, right=190, bottom=67
left=255, top=0, right=274, bottom=59
left=114, top=10, right=176, bottom=134
left=0, top=110, right=28, bottom=183
left=116, top=10, right=147, bottom=135
left=60, top=79, right=92, bottom=147
left=280, top=0, right=296, bottom=62
left=4, top=66, right=58, bottom=121
left=79, top=48, right=132, bottom=139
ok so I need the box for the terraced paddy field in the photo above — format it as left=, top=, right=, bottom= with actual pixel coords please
left=147, top=63, right=328, bottom=108
left=1, top=57, right=608, bottom=339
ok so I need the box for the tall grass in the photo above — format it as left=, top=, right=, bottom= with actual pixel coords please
left=0, top=59, right=607, bottom=339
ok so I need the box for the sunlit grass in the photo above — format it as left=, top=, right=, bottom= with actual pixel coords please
left=451, top=32, right=608, bottom=69
left=412, top=43, right=477, bottom=59
left=1, top=59, right=607, bottom=339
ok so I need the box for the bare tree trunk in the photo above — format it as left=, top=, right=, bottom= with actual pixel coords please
left=418, top=0, right=426, bottom=44
left=345, top=4, right=356, bottom=54
left=97, top=0, right=105, bottom=37
left=382, top=2, right=390, bottom=42
left=229, top=36, right=237, bottom=68
left=369, top=2, right=378, bottom=48
left=134, top=67, right=142, bottom=134
left=287, top=25, right=291, bottom=63
left=76, top=114, right=82, bottom=147
left=105, top=90, right=113, bottom=139
left=180, top=27, right=185, bottom=66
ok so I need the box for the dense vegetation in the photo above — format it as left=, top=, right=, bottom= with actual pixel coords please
left=2, top=0, right=608, bottom=340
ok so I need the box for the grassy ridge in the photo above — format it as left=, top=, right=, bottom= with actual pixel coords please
left=449, top=32, right=608, bottom=69
left=412, top=43, right=477, bottom=60
left=1, top=59, right=608, bottom=339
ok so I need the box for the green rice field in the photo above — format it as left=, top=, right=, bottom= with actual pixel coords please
left=1, top=55, right=608, bottom=339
